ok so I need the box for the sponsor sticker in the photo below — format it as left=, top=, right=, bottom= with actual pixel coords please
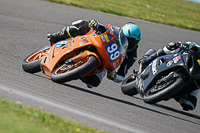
left=173, top=55, right=181, bottom=63
left=152, top=59, right=157, bottom=75
left=101, top=36, right=106, bottom=42
left=113, top=62, right=116, bottom=68
left=56, top=41, right=67, bottom=48
left=110, top=30, right=113, bottom=35
left=83, top=39, right=89, bottom=43
left=79, top=42, right=83, bottom=46
left=104, top=34, right=110, bottom=42
left=108, top=35, right=112, bottom=40
left=167, top=55, right=181, bottom=66
left=167, top=60, right=173, bottom=67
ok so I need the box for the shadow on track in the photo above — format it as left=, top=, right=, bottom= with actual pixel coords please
left=133, top=96, right=200, bottom=124
left=33, top=73, right=200, bottom=125
left=154, top=103, right=200, bottom=121
left=61, top=82, right=200, bottom=125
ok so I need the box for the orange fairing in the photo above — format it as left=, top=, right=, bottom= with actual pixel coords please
left=72, top=50, right=100, bottom=64
left=94, top=24, right=124, bottom=71
left=40, top=24, right=124, bottom=77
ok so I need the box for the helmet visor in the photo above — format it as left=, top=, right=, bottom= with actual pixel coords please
left=112, top=25, right=128, bottom=57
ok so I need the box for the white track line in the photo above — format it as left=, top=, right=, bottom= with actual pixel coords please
left=0, top=84, right=146, bottom=133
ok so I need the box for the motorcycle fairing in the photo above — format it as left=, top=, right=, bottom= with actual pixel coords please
left=187, top=52, right=200, bottom=79
left=138, top=53, right=188, bottom=95
left=40, top=24, right=124, bottom=77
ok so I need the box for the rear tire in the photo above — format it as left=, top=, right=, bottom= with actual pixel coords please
left=51, top=56, right=99, bottom=83
left=22, top=46, right=50, bottom=73
left=121, top=74, right=138, bottom=96
left=143, top=73, right=185, bottom=104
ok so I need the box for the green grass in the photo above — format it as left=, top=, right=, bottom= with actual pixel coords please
left=0, top=98, right=104, bottom=133
left=47, top=0, right=200, bottom=31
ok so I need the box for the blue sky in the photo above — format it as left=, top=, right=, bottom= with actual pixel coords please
left=186, top=0, right=200, bottom=3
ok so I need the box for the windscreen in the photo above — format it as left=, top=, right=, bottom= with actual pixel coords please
left=112, top=25, right=128, bottom=57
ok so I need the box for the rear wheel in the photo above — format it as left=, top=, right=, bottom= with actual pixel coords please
left=143, top=72, right=185, bottom=104
left=51, top=55, right=99, bottom=83
left=22, top=46, right=50, bottom=73
left=121, top=74, right=138, bottom=96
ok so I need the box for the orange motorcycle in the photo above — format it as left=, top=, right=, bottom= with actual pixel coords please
left=22, top=24, right=128, bottom=83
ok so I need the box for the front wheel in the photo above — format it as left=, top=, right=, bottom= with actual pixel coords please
left=22, top=46, right=50, bottom=73
left=51, top=55, right=99, bottom=83
left=121, top=74, right=138, bottom=96
left=143, top=72, right=185, bottom=104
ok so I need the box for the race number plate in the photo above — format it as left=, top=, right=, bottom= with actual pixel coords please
left=105, top=41, right=120, bottom=62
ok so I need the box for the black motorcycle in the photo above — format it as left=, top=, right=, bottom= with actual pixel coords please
left=121, top=48, right=200, bottom=104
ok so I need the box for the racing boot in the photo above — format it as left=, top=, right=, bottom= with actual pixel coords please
left=81, top=70, right=106, bottom=88
left=174, top=90, right=199, bottom=111
left=80, top=75, right=100, bottom=88
left=47, top=26, right=79, bottom=44
left=107, top=70, right=125, bottom=83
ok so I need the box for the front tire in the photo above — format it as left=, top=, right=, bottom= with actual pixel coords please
left=51, top=55, right=99, bottom=83
left=121, top=74, right=138, bottom=96
left=143, top=73, right=185, bottom=104
left=22, top=46, right=50, bottom=73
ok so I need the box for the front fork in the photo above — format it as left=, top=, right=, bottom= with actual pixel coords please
left=156, top=72, right=179, bottom=86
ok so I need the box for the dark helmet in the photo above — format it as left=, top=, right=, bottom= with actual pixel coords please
left=121, top=23, right=141, bottom=51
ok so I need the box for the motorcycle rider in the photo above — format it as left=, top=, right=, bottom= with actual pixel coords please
left=139, top=41, right=200, bottom=111
left=47, top=20, right=141, bottom=88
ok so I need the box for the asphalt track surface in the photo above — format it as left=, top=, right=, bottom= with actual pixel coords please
left=1, top=0, right=200, bottom=133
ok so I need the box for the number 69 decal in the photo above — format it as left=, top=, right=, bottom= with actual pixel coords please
left=105, top=41, right=120, bottom=62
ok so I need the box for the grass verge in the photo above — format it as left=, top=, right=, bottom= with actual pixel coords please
left=0, top=98, right=104, bottom=133
left=47, top=0, right=200, bottom=31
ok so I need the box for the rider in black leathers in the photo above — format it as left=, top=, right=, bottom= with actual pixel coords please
left=139, top=41, right=200, bottom=111
left=47, top=20, right=141, bottom=88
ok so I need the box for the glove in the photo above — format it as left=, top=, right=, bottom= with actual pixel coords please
left=166, top=41, right=182, bottom=50
left=47, top=33, right=58, bottom=44
left=138, top=57, right=148, bottom=66
left=107, top=70, right=125, bottom=83
left=88, top=20, right=99, bottom=31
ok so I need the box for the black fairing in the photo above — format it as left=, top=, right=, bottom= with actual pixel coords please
left=187, top=52, right=200, bottom=79
left=136, top=52, right=200, bottom=97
